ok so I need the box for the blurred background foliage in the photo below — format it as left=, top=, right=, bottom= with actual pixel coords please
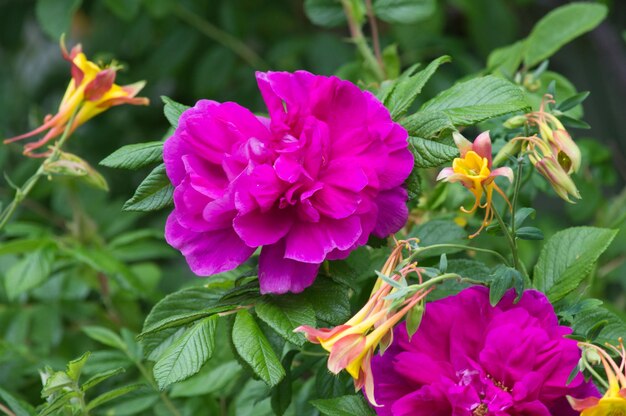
left=0, top=0, right=624, bottom=413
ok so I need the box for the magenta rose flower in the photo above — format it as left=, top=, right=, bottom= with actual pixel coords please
left=369, top=287, right=598, bottom=415
left=163, top=71, right=413, bottom=294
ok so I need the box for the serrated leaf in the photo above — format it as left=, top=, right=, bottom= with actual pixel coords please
left=409, top=136, right=457, bottom=168
left=310, top=395, right=376, bottom=416
left=524, top=3, right=607, bottom=67
left=534, top=227, right=618, bottom=302
left=170, top=361, right=242, bottom=398
left=255, top=297, right=316, bottom=346
left=100, top=141, right=163, bottom=170
left=384, top=55, right=451, bottom=119
left=123, top=164, right=173, bottom=212
left=139, top=286, right=233, bottom=339
left=489, top=266, right=521, bottom=306
left=572, top=304, right=626, bottom=345
left=162, top=96, right=190, bottom=128
left=304, top=0, right=346, bottom=27
left=373, top=0, right=435, bottom=24
left=85, top=384, right=143, bottom=411
left=82, top=326, right=126, bottom=351
left=302, top=279, right=351, bottom=326
left=232, top=310, right=285, bottom=387
left=81, top=367, right=125, bottom=391
left=403, top=76, right=529, bottom=138
left=405, top=167, right=421, bottom=201
left=487, top=40, right=525, bottom=77
left=153, top=316, right=217, bottom=389
left=5, top=247, right=54, bottom=299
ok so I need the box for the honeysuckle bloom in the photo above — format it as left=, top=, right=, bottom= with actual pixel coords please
left=437, top=131, right=513, bottom=238
left=295, top=240, right=433, bottom=405
left=163, top=71, right=413, bottom=294
left=568, top=339, right=626, bottom=415
left=516, top=94, right=582, bottom=202
left=369, top=287, right=598, bottom=415
left=4, top=38, right=149, bottom=157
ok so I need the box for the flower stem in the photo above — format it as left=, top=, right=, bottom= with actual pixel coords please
left=340, top=0, right=385, bottom=82
left=0, top=107, right=80, bottom=232
left=172, top=3, right=268, bottom=70
left=364, top=0, right=383, bottom=70
left=134, top=360, right=182, bottom=416
left=492, top=198, right=520, bottom=272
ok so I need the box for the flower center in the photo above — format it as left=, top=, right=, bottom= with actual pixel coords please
left=486, top=374, right=511, bottom=392
left=472, top=404, right=488, bottom=416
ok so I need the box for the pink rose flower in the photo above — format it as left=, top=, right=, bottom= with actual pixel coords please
left=164, top=71, right=413, bottom=294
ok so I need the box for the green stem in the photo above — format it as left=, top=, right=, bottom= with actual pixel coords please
left=406, top=243, right=510, bottom=266
left=491, top=197, right=520, bottom=272
left=340, top=0, right=385, bottom=82
left=172, top=4, right=268, bottom=70
left=0, top=107, right=80, bottom=232
left=509, top=157, right=525, bottom=237
left=583, top=360, right=609, bottom=390
left=405, top=273, right=462, bottom=296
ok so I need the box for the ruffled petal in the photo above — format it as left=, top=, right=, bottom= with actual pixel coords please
left=258, top=241, right=320, bottom=294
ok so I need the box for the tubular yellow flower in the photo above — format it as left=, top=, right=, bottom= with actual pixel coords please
left=294, top=240, right=433, bottom=406
left=4, top=37, right=149, bottom=157
left=568, top=338, right=626, bottom=415
left=437, top=131, right=513, bottom=238
left=515, top=94, right=582, bottom=202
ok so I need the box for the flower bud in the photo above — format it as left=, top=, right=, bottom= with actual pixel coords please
left=503, top=115, right=527, bottom=129
left=534, top=156, right=580, bottom=203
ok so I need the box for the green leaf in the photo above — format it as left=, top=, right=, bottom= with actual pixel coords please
left=271, top=350, right=297, bottom=416
left=0, top=387, right=36, bottom=416
left=255, top=297, right=316, bottom=346
left=85, top=384, right=143, bottom=411
left=104, top=0, right=141, bottom=20
left=232, top=310, right=285, bottom=387
left=100, top=141, right=163, bottom=170
left=373, top=0, right=435, bottom=24
left=67, top=352, right=91, bottom=382
left=405, top=167, right=421, bottom=201
left=302, top=279, right=351, bottom=326
left=489, top=265, right=522, bottom=306
left=405, top=302, right=424, bottom=339
left=35, top=0, right=82, bottom=39
left=534, top=227, right=618, bottom=302
left=515, top=226, right=544, bottom=240
left=403, top=76, right=529, bottom=138
left=410, top=219, right=467, bottom=257
left=82, top=326, right=126, bottom=351
left=81, top=367, right=125, bottom=391
left=123, top=164, right=173, bottom=211
left=304, top=0, right=346, bottom=27
left=524, top=3, right=607, bottom=67
left=572, top=304, right=626, bottom=345
left=153, top=316, right=217, bottom=389
left=140, top=286, right=231, bottom=339
left=557, top=91, right=590, bottom=112
left=41, top=371, right=74, bottom=398
left=409, top=136, right=457, bottom=168
left=487, top=40, right=525, bottom=77
left=38, top=391, right=76, bottom=416
left=310, top=395, right=376, bottom=416
left=170, top=361, right=242, bottom=397
left=385, top=56, right=451, bottom=119
left=162, top=96, right=190, bottom=128
left=5, top=247, right=54, bottom=299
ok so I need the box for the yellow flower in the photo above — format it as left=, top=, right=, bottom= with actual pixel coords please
left=568, top=338, right=626, bottom=415
left=4, top=37, right=149, bottom=157
left=437, top=131, right=513, bottom=238
left=515, top=94, right=582, bottom=202
left=295, top=240, right=432, bottom=406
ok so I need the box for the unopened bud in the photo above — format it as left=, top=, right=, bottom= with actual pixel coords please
left=43, top=152, right=109, bottom=191
left=534, top=157, right=580, bottom=203
left=503, top=115, right=527, bottom=129
left=493, top=139, right=522, bottom=167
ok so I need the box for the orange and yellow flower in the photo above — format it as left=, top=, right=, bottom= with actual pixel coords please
left=568, top=338, right=626, bottom=415
left=4, top=37, right=149, bottom=157
left=437, top=131, right=513, bottom=238
left=295, top=240, right=433, bottom=405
